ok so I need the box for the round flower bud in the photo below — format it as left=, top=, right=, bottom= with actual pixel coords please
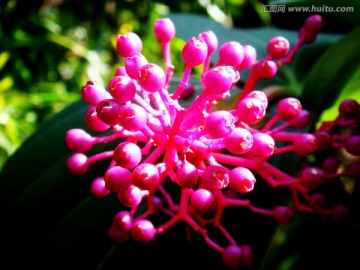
left=104, top=166, right=133, bottom=193
left=331, top=205, right=349, bottom=220
left=222, top=244, right=253, bottom=268
left=190, top=188, right=217, bottom=214
left=117, top=185, right=143, bottom=208
left=132, top=163, right=160, bottom=191
left=256, top=60, right=277, bottom=79
left=108, top=75, right=137, bottom=103
left=198, top=30, right=218, bottom=55
left=89, top=177, right=110, bottom=199
left=237, top=45, right=256, bottom=70
left=108, top=224, right=130, bottom=244
left=181, top=37, right=208, bottom=66
left=338, top=99, right=360, bottom=120
left=138, top=63, right=166, bottom=92
left=229, top=167, right=256, bottom=193
left=204, top=66, right=239, bottom=95
left=131, top=219, right=156, bottom=243
left=65, top=128, right=94, bottom=153
left=113, top=210, right=133, bottom=232
left=245, top=90, right=268, bottom=109
left=119, top=103, right=148, bottom=132
left=204, top=110, right=235, bottom=138
left=290, top=109, right=311, bottom=129
left=299, top=167, right=325, bottom=189
left=125, top=51, right=148, bottom=80
left=240, top=245, right=254, bottom=266
left=200, top=165, right=230, bottom=191
left=344, top=162, right=360, bottom=178
left=66, top=153, right=88, bottom=175
left=273, top=205, right=295, bottom=224
left=345, top=135, right=360, bottom=156
left=113, top=142, right=142, bottom=169
left=277, top=97, right=302, bottom=121
left=309, top=193, right=328, bottom=212
left=321, top=155, right=340, bottom=174
left=267, top=36, right=290, bottom=59
left=176, top=160, right=199, bottom=189
left=222, top=245, right=243, bottom=269
left=96, top=99, right=122, bottom=126
left=180, top=83, right=195, bottom=100
left=154, top=18, right=176, bottom=43
left=236, top=97, right=266, bottom=125
left=84, top=107, right=110, bottom=132
left=246, top=132, right=275, bottom=159
left=313, top=131, right=331, bottom=151
left=224, top=127, right=253, bottom=155
left=81, top=81, right=108, bottom=106
left=114, top=66, right=128, bottom=77
left=294, top=133, right=319, bottom=156
left=218, top=41, right=244, bottom=66
left=116, top=32, right=142, bottom=58
left=304, top=14, right=323, bottom=33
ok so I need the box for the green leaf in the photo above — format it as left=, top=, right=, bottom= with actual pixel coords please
left=316, top=63, right=360, bottom=127
left=301, top=26, right=360, bottom=117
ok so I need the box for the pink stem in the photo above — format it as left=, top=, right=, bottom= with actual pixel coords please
left=161, top=41, right=174, bottom=87
left=172, top=64, right=192, bottom=100
left=237, top=63, right=259, bottom=102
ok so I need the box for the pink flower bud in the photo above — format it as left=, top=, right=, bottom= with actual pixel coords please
left=181, top=37, right=208, bottom=66
left=154, top=18, right=176, bottom=43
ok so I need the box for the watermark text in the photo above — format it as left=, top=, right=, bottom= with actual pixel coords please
left=262, top=5, right=354, bottom=13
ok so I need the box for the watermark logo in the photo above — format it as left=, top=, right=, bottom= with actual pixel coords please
left=262, top=5, right=355, bottom=13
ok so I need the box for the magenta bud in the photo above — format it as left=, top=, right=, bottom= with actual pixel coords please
left=277, top=97, right=302, bottom=121
left=273, top=205, right=295, bottom=224
left=154, top=18, right=176, bottom=43
left=84, top=107, right=110, bottom=132
left=218, top=41, right=244, bottom=66
left=267, top=36, right=290, bottom=59
left=205, top=66, right=239, bottom=95
left=138, top=63, right=166, bottom=92
left=89, top=177, right=110, bottom=199
left=229, top=167, right=256, bottom=193
left=116, top=32, right=142, bottom=58
left=65, top=128, right=93, bottom=153
left=237, top=45, right=256, bottom=70
left=81, top=81, right=108, bottom=106
left=113, top=142, right=142, bottom=169
left=125, top=51, right=148, bottom=80
left=181, top=37, right=208, bottom=66
left=190, top=188, right=217, bottom=213
left=224, top=127, right=253, bottom=155
left=109, top=75, right=137, bottom=103
left=198, top=30, right=218, bottom=55
left=131, top=219, right=156, bottom=243
left=256, top=60, right=277, bottom=79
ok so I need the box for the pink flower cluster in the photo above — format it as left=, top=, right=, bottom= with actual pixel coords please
left=65, top=14, right=360, bottom=268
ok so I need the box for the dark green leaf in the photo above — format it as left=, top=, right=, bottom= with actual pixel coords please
left=301, top=26, right=360, bottom=117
